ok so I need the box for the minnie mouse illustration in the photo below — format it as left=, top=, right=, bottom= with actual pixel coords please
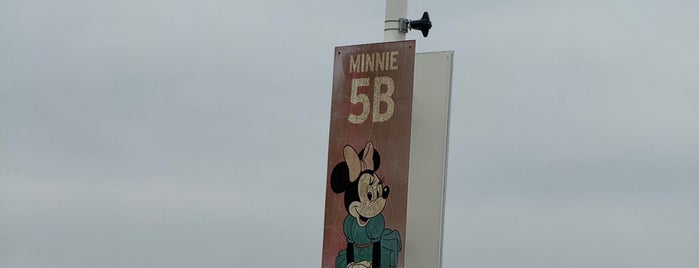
left=331, top=141, right=402, bottom=268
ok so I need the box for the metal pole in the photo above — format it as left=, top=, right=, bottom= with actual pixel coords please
left=384, top=0, right=407, bottom=41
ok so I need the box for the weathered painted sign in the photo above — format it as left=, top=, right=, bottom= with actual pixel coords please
left=322, top=40, right=415, bottom=268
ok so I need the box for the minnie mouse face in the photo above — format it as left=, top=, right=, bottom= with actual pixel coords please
left=349, top=171, right=390, bottom=225
left=331, top=142, right=390, bottom=226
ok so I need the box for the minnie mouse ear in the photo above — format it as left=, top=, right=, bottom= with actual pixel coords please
left=330, top=162, right=350, bottom=193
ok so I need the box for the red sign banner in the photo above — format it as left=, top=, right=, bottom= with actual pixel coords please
left=322, top=40, right=415, bottom=268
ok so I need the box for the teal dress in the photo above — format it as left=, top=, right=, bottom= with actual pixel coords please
left=335, top=214, right=401, bottom=268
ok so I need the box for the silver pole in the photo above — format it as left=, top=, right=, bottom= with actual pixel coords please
left=384, top=0, right=407, bottom=41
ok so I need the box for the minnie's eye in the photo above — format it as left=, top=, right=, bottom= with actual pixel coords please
left=367, top=191, right=373, bottom=200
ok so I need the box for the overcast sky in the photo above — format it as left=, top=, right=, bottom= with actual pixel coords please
left=1, top=0, right=698, bottom=267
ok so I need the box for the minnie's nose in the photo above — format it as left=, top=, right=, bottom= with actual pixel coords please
left=382, top=186, right=390, bottom=199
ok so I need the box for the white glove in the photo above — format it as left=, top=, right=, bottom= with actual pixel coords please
left=347, top=260, right=372, bottom=268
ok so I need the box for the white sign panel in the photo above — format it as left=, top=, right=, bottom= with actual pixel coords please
left=404, top=51, right=454, bottom=268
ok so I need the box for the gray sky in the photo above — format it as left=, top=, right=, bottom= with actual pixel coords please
left=1, top=0, right=698, bottom=267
